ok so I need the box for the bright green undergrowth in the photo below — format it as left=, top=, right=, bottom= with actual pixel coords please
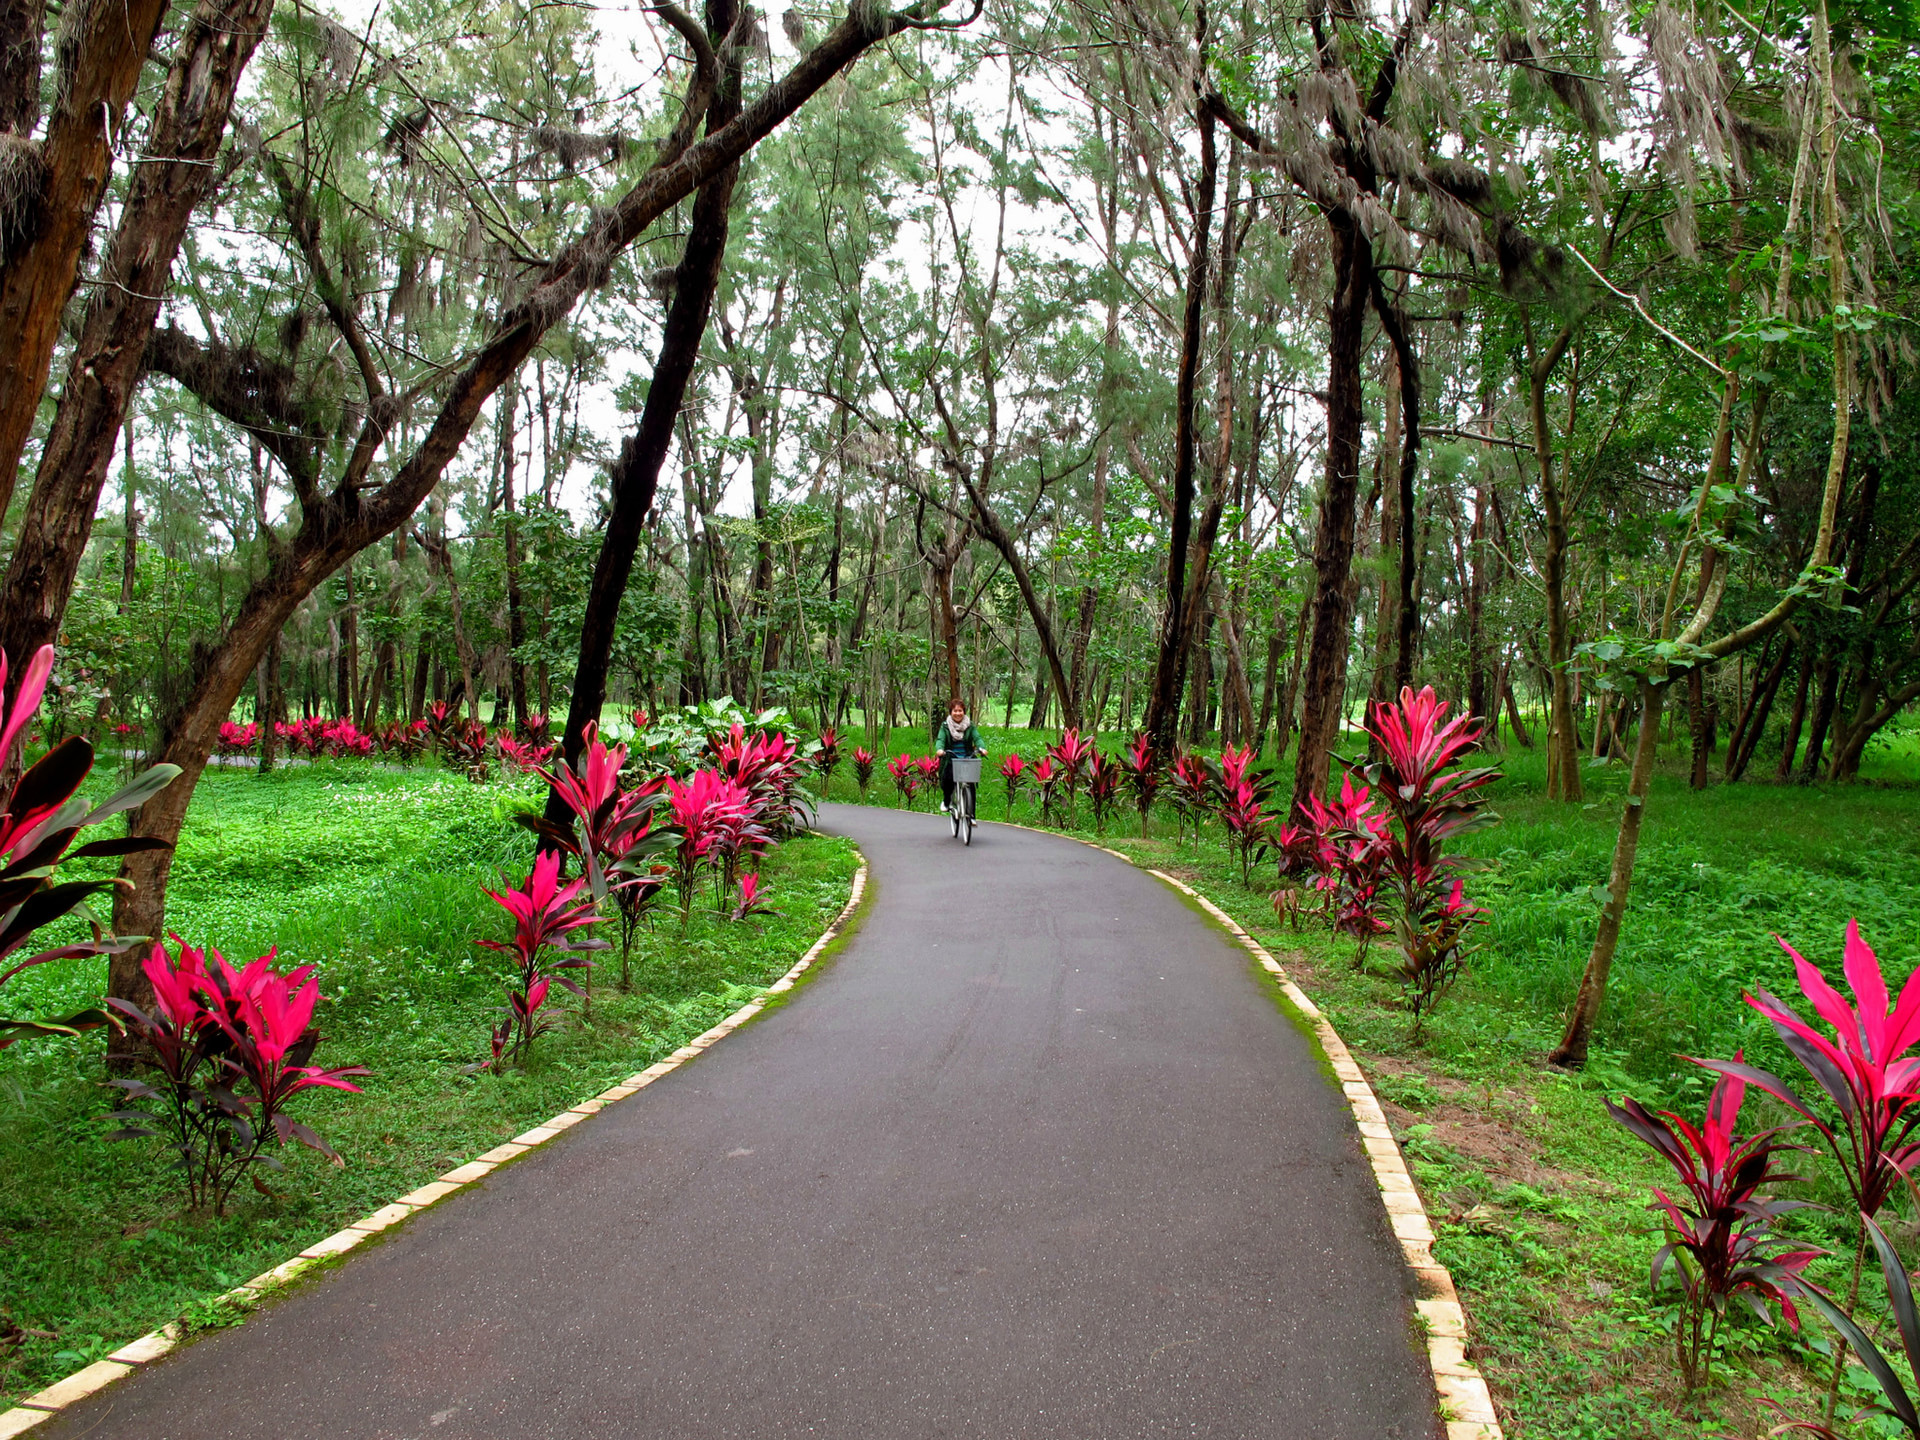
left=825, top=722, right=1920, bottom=1437
left=0, top=763, right=857, bottom=1405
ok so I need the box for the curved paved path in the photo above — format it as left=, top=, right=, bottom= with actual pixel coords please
left=43, top=805, right=1437, bottom=1439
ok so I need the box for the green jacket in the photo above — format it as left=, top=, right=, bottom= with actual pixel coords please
left=935, top=721, right=982, bottom=759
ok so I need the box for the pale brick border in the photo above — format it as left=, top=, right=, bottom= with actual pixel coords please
left=0, top=860, right=870, bottom=1434
left=997, top=820, right=1503, bottom=1440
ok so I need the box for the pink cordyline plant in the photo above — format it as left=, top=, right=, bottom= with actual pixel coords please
left=1217, top=742, right=1257, bottom=792
left=1606, top=1061, right=1820, bottom=1395
left=1698, top=922, right=1920, bottom=1221
left=1086, top=750, right=1122, bottom=833
left=496, top=732, right=554, bottom=775
left=1212, top=743, right=1277, bottom=865
left=1047, top=729, right=1096, bottom=815
left=386, top=718, right=429, bottom=764
left=105, top=938, right=367, bottom=1213
left=522, top=721, right=673, bottom=988
left=886, top=753, right=919, bottom=808
left=914, top=754, right=938, bottom=809
left=999, top=753, right=1026, bottom=817
left=730, top=873, right=781, bottom=922
left=1353, top=686, right=1500, bottom=1024
left=525, top=723, right=657, bottom=900
left=814, top=726, right=843, bottom=793
left=1300, top=774, right=1391, bottom=958
left=1218, top=779, right=1269, bottom=883
left=217, top=721, right=260, bottom=756
left=1029, top=755, right=1062, bottom=825
left=711, top=724, right=811, bottom=835
left=1165, top=751, right=1214, bottom=841
left=1120, top=735, right=1159, bottom=836
left=477, top=849, right=607, bottom=1064
left=662, top=769, right=752, bottom=928
left=0, top=643, right=181, bottom=1047
left=708, top=792, right=774, bottom=908
left=1697, top=919, right=1920, bottom=1414
left=1268, top=822, right=1316, bottom=929
left=853, top=747, right=875, bottom=798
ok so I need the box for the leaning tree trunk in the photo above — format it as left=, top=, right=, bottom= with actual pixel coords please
left=1550, top=677, right=1666, bottom=1066
left=0, top=0, right=172, bottom=520
left=0, top=0, right=276, bottom=677
left=544, top=0, right=745, bottom=830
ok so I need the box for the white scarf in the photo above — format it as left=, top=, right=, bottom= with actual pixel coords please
left=945, top=714, right=970, bottom=742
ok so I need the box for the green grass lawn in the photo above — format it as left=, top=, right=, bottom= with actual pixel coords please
left=823, top=719, right=1920, bottom=1438
left=0, top=762, right=858, bottom=1405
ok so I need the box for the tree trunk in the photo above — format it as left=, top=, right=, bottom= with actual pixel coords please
left=1798, top=652, right=1839, bottom=783
left=962, top=491, right=1077, bottom=728
left=1257, top=621, right=1283, bottom=759
left=119, top=431, right=140, bottom=610
left=1503, top=670, right=1533, bottom=747
left=1274, top=594, right=1311, bottom=765
left=410, top=636, right=431, bottom=722
left=1374, top=287, right=1422, bottom=696
left=0, top=0, right=42, bottom=137
left=0, top=0, right=173, bottom=521
left=545, top=0, right=744, bottom=822
left=422, top=533, right=480, bottom=723
left=0, top=0, right=276, bottom=676
left=500, top=381, right=531, bottom=733
left=1687, top=668, right=1710, bottom=788
left=1466, top=474, right=1490, bottom=721
left=1067, top=436, right=1108, bottom=718
left=931, top=547, right=962, bottom=702
left=343, top=563, right=361, bottom=723
left=1777, top=649, right=1814, bottom=778
left=1218, top=578, right=1255, bottom=749
left=1725, top=635, right=1785, bottom=780
left=1291, top=209, right=1371, bottom=815
left=1142, top=98, right=1216, bottom=758
left=256, top=633, right=281, bottom=773
left=1550, top=678, right=1666, bottom=1066
left=1553, top=0, right=1855, bottom=1066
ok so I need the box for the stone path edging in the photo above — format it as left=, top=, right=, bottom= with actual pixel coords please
left=0, top=859, right=871, bottom=1438
left=993, top=819, right=1504, bottom=1440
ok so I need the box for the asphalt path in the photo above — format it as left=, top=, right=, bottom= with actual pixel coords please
left=43, top=803, right=1438, bottom=1440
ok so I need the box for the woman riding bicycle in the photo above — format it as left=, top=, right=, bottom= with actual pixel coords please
left=935, top=698, right=983, bottom=814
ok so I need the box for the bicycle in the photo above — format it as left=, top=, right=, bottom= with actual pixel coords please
left=947, top=755, right=981, bottom=846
